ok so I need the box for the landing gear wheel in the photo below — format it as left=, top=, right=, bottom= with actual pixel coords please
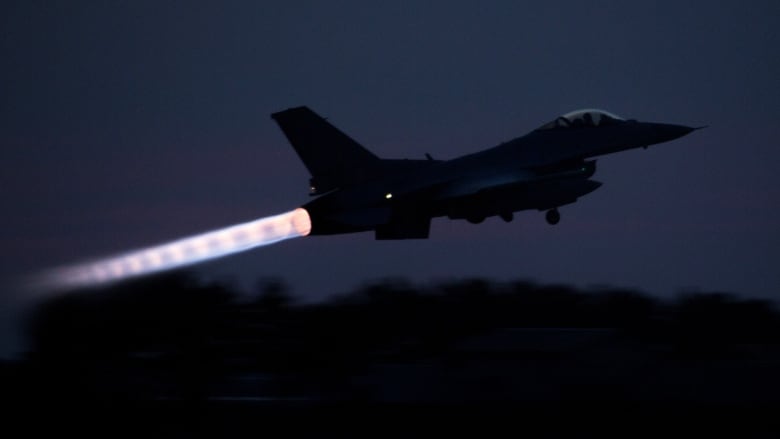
left=545, top=208, right=560, bottom=225
left=467, top=216, right=485, bottom=224
left=499, top=212, right=514, bottom=223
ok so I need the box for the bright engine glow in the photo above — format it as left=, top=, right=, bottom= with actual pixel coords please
left=37, top=208, right=311, bottom=291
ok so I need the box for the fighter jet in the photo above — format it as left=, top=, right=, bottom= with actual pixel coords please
left=272, top=107, right=701, bottom=239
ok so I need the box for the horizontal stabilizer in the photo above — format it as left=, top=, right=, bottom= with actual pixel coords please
left=375, top=215, right=430, bottom=240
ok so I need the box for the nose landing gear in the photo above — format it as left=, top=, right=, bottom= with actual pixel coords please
left=545, top=208, right=560, bottom=225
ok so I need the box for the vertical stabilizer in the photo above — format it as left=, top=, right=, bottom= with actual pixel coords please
left=271, top=106, right=381, bottom=195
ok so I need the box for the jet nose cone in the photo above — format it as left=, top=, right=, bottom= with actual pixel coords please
left=652, top=123, right=700, bottom=143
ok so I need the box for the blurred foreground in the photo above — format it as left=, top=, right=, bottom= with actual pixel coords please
left=3, top=274, right=780, bottom=435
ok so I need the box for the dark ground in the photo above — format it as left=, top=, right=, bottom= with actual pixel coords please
left=3, top=273, right=780, bottom=436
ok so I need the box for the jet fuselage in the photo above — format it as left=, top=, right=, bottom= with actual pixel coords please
left=271, top=107, right=699, bottom=239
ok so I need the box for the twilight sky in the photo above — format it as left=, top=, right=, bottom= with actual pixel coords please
left=1, top=1, right=779, bottom=357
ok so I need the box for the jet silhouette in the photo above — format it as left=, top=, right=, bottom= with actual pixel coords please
left=272, top=107, right=700, bottom=239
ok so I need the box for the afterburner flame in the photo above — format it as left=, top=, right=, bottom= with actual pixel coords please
left=36, top=208, right=311, bottom=291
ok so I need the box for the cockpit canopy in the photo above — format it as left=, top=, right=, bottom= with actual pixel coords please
left=536, top=109, right=624, bottom=131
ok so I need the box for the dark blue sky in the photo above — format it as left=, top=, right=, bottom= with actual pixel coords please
left=2, top=1, right=779, bottom=357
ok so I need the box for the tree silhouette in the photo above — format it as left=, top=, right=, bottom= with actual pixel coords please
left=5, top=273, right=778, bottom=419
